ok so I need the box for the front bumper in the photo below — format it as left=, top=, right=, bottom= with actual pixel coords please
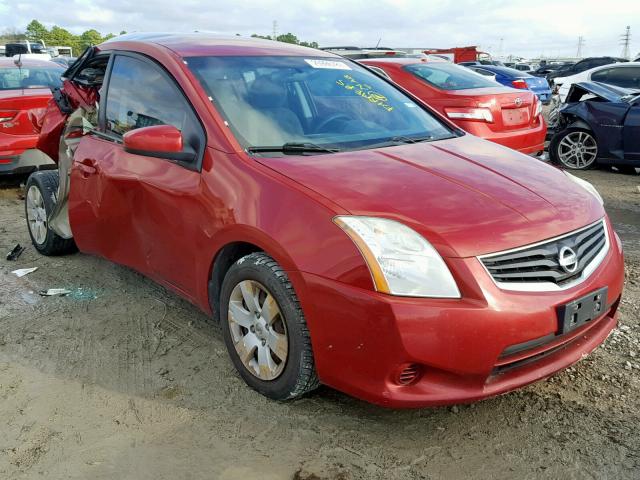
left=298, top=222, right=624, bottom=408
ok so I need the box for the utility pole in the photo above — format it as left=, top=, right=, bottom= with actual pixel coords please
left=272, top=20, right=278, bottom=41
left=620, top=26, right=631, bottom=60
left=576, top=36, right=585, bottom=58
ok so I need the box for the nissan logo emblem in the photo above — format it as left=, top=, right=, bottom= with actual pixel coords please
left=514, top=98, right=522, bottom=106
left=558, top=246, right=578, bottom=273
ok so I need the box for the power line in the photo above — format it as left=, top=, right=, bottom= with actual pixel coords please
left=576, top=36, right=585, bottom=58
left=620, top=26, right=631, bottom=59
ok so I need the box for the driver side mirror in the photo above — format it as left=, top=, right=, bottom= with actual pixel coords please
left=123, top=125, right=195, bottom=162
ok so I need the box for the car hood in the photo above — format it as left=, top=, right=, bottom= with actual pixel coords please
left=257, top=134, right=604, bottom=257
left=566, top=81, right=638, bottom=103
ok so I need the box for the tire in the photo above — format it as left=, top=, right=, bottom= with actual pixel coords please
left=220, top=252, right=319, bottom=400
left=24, top=171, right=76, bottom=256
left=549, top=127, right=598, bottom=170
left=616, top=165, right=637, bottom=175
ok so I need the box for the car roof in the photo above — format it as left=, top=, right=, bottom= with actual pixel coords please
left=101, top=32, right=335, bottom=58
left=361, top=57, right=434, bottom=66
left=0, top=57, right=64, bottom=68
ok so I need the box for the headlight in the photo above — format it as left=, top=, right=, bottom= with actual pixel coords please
left=564, top=171, right=603, bottom=205
left=333, top=216, right=461, bottom=298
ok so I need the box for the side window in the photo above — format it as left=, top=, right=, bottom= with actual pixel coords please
left=603, top=67, right=640, bottom=89
left=591, top=68, right=610, bottom=83
left=105, top=55, right=195, bottom=138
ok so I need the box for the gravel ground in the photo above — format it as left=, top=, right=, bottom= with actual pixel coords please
left=0, top=167, right=639, bottom=480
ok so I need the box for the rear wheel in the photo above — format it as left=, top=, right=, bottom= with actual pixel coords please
left=549, top=128, right=598, bottom=170
left=220, top=252, right=319, bottom=400
left=25, top=171, right=76, bottom=256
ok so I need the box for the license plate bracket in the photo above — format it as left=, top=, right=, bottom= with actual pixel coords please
left=556, top=287, right=607, bottom=334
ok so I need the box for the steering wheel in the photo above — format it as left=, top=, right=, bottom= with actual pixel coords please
left=315, top=114, right=353, bottom=133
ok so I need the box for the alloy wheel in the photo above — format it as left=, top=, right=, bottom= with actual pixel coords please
left=227, top=280, right=288, bottom=381
left=26, top=185, right=47, bottom=245
left=557, top=131, right=598, bottom=169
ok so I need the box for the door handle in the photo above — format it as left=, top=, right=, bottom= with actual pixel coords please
left=77, top=158, right=97, bottom=176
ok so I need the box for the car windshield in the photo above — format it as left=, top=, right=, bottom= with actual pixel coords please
left=404, top=63, right=498, bottom=90
left=186, top=55, right=454, bottom=155
left=0, top=66, right=62, bottom=90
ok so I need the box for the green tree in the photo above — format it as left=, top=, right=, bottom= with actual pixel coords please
left=25, top=20, right=48, bottom=42
left=79, top=29, right=103, bottom=49
left=276, top=32, right=299, bottom=44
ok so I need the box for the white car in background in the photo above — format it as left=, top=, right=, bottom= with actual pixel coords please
left=556, top=62, right=640, bottom=102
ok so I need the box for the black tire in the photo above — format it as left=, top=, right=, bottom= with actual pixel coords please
left=616, top=165, right=638, bottom=175
left=24, top=171, right=76, bottom=256
left=549, top=127, right=598, bottom=170
left=220, top=252, right=319, bottom=400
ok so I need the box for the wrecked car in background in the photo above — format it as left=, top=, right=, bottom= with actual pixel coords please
left=549, top=81, right=640, bottom=173
left=23, top=34, right=624, bottom=408
left=0, top=57, right=63, bottom=174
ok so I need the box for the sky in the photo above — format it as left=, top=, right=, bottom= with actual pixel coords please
left=1, top=0, right=638, bottom=59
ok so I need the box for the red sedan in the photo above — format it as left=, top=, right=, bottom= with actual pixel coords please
left=0, top=57, right=62, bottom=174
left=360, top=58, right=547, bottom=155
left=27, top=35, right=623, bottom=407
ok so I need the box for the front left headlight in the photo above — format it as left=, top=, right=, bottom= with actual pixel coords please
left=564, top=171, right=603, bottom=205
left=333, top=216, right=461, bottom=298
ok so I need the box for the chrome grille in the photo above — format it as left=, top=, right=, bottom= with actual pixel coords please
left=480, top=220, right=608, bottom=290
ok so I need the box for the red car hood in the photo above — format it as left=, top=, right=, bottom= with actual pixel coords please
left=258, top=134, right=604, bottom=257
left=0, top=88, right=51, bottom=101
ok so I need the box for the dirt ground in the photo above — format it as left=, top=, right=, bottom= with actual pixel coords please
left=0, top=166, right=639, bottom=480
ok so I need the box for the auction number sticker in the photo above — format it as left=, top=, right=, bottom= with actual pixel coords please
left=305, top=59, right=351, bottom=70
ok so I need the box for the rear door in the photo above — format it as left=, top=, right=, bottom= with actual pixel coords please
left=69, top=52, right=208, bottom=296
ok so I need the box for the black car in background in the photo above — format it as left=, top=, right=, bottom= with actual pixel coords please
left=549, top=82, right=640, bottom=173
left=547, top=57, right=628, bottom=84
left=531, top=62, right=574, bottom=77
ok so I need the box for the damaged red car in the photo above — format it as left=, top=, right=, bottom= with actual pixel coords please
left=25, top=34, right=624, bottom=408
left=0, top=57, right=63, bottom=174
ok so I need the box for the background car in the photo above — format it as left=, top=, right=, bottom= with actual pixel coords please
left=361, top=58, right=546, bottom=155
left=555, top=62, right=640, bottom=102
left=513, top=63, right=533, bottom=72
left=50, top=56, right=77, bottom=68
left=531, top=62, right=574, bottom=77
left=546, top=56, right=628, bottom=84
left=0, top=57, right=62, bottom=174
left=549, top=82, right=640, bottom=173
left=467, top=64, right=553, bottom=104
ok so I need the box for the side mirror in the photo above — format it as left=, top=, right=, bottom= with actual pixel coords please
left=123, top=125, right=195, bottom=162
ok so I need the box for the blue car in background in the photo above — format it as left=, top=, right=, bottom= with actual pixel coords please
left=467, top=65, right=553, bottom=104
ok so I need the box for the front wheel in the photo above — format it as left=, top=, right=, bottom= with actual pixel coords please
left=549, top=128, right=598, bottom=170
left=25, top=171, right=76, bottom=256
left=220, top=252, right=319, bottom=400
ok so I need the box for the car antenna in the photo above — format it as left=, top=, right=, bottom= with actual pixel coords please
left=375, top=38, right=382, bottom=49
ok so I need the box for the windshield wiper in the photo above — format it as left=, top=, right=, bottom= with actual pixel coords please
left=247, top=142, right=341, bottom=155
left=390, top=135, right=435, bottom=144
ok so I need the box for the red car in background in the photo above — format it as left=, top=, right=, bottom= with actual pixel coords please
left=26, top=35, right=622, bottom=408
left=361, top=58, right=547, bottom=155
left=0, top=57, right=62, bottom=174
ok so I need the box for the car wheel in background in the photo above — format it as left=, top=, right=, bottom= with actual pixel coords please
left=220, top=252, right=320, bottom=400
left=25, top=171, right=77, bottom=256
left=549, top=128, right=598, bottom=170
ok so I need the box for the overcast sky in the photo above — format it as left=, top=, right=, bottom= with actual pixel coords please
left=1, top=0, right=638, bottom=59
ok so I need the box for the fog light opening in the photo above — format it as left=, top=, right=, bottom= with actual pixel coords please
left=396, top=363, right=423, bottom=386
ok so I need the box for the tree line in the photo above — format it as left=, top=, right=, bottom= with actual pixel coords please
left=0, top=20, right=319, bottom=56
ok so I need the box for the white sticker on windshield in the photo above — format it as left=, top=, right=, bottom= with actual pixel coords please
left=304, top=59, right=351, bottom=70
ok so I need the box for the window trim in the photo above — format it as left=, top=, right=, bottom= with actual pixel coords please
left=99, top=50, right=207, bottom=172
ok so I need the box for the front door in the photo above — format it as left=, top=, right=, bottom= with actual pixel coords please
left=69, top=52, right=207, bottom=296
